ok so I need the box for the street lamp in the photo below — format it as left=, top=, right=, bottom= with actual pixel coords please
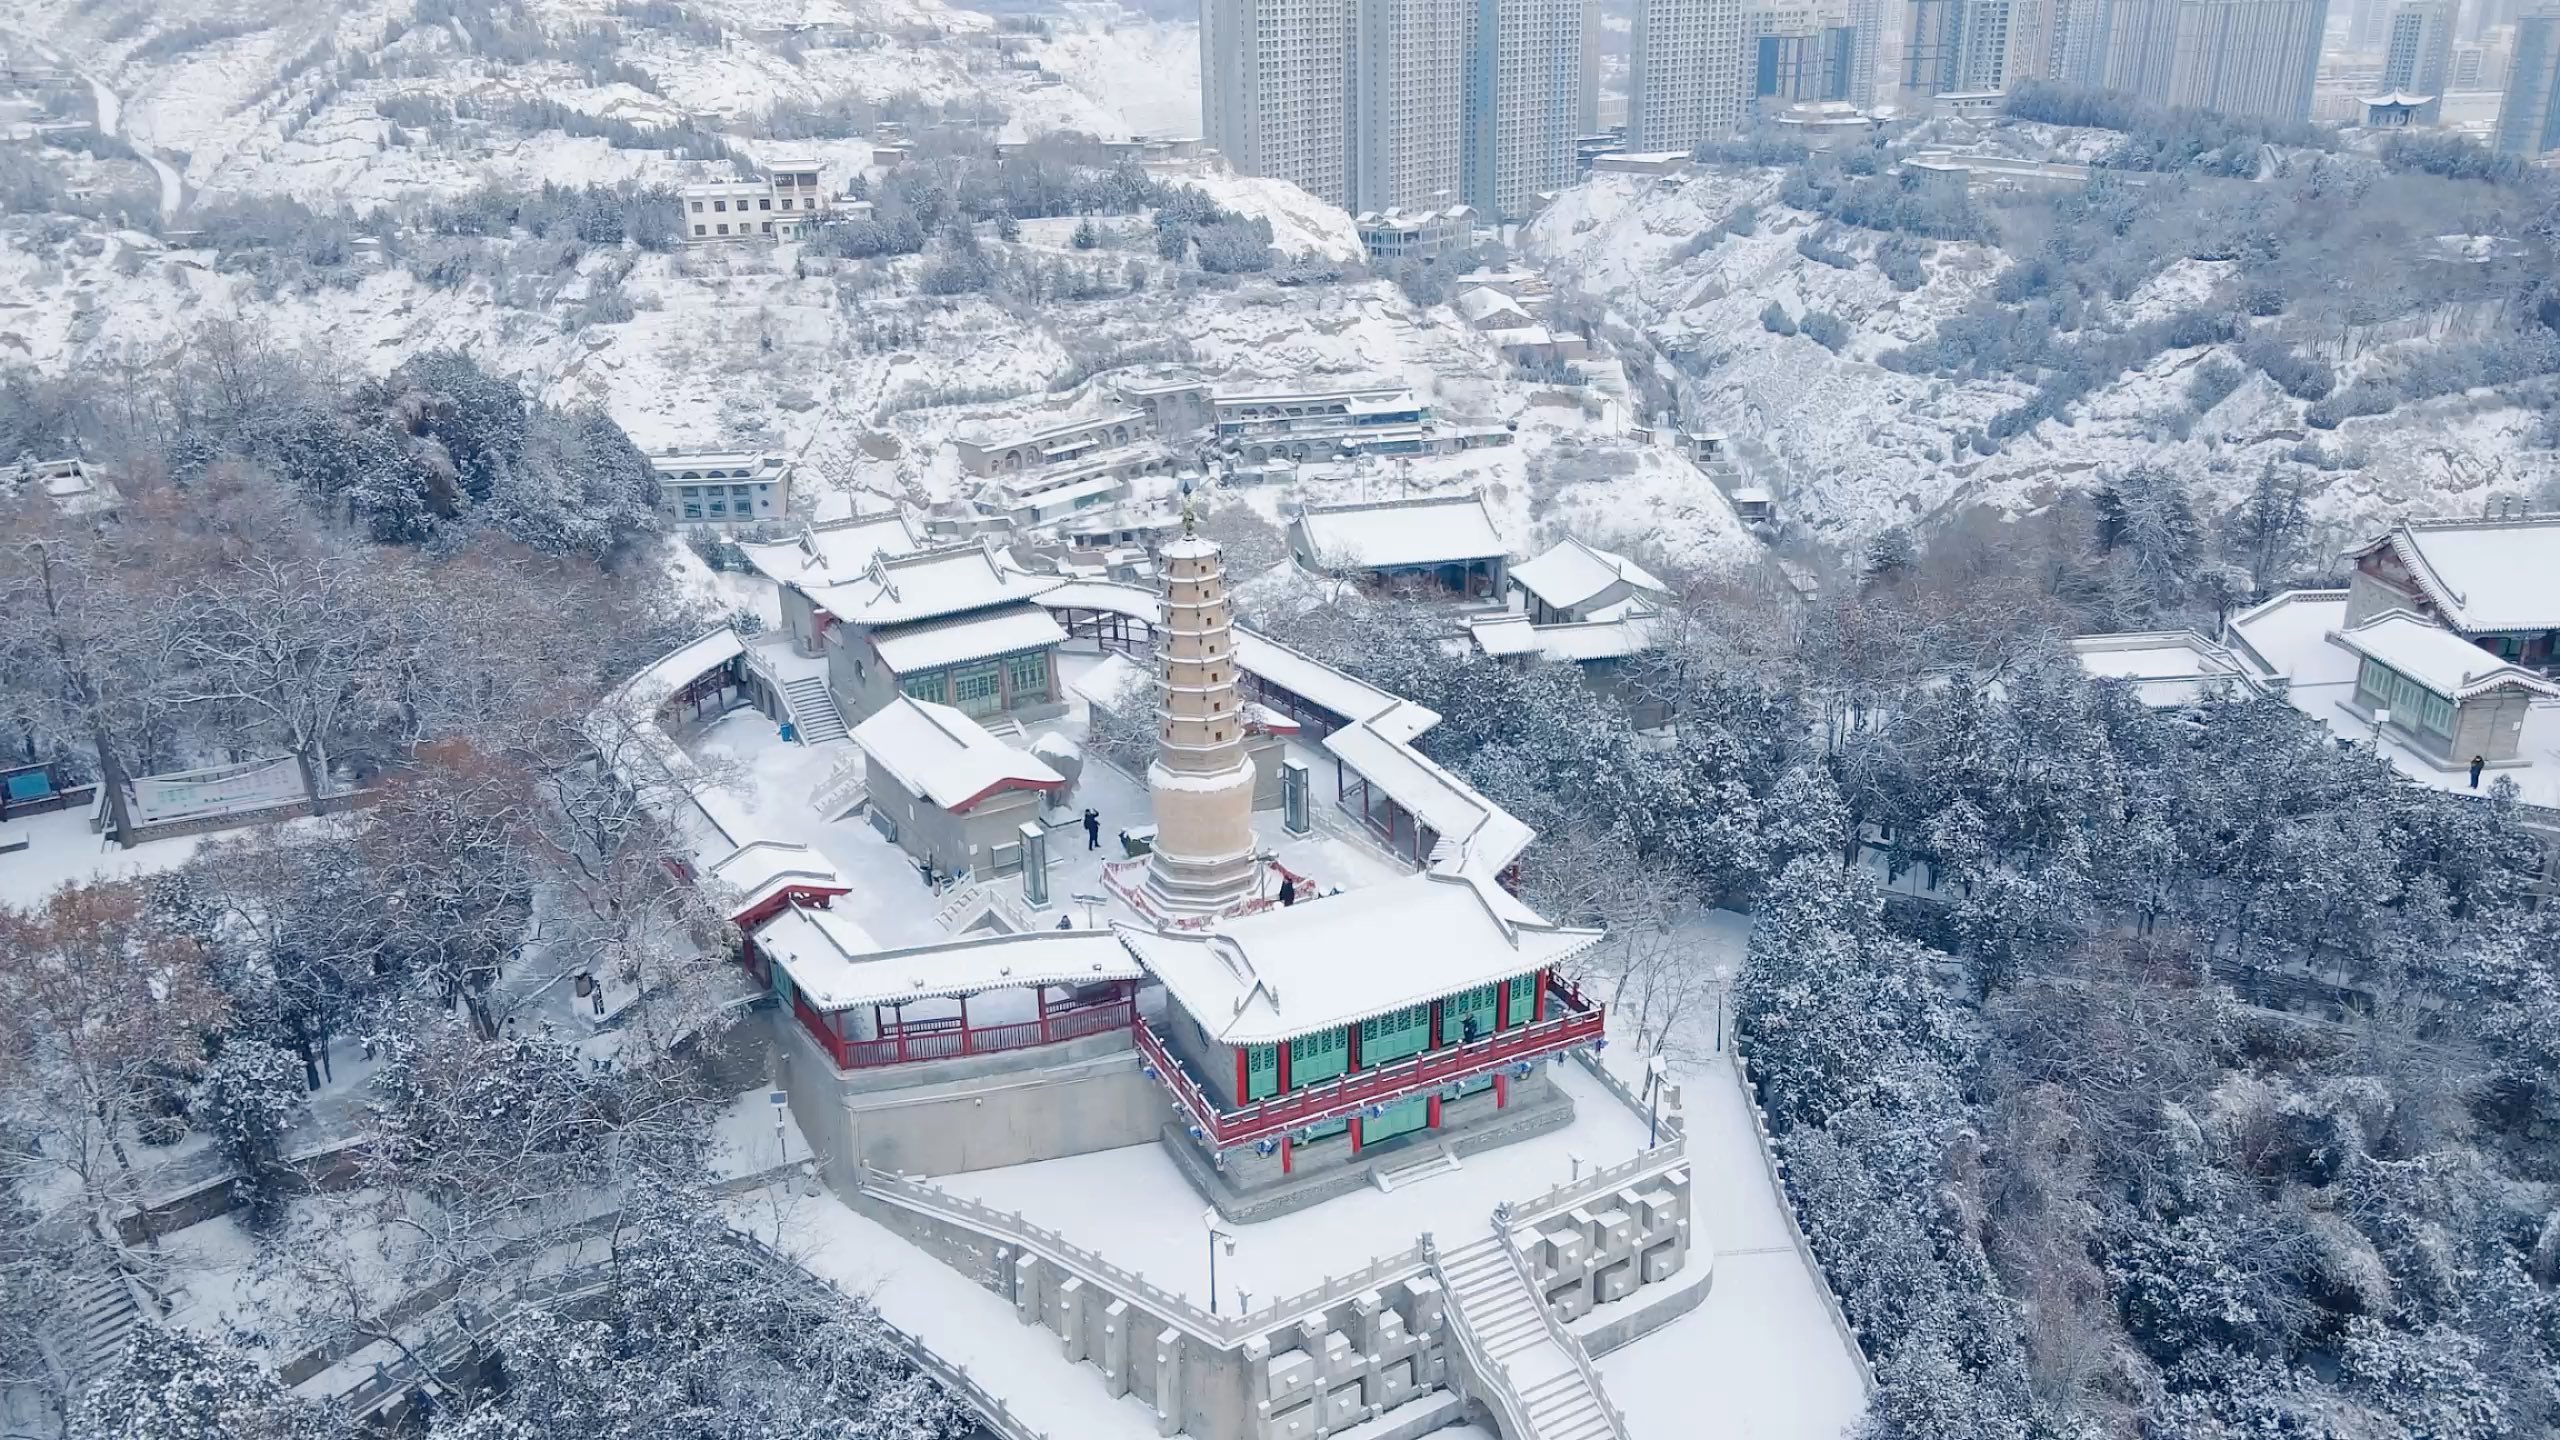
left=1203, top=1208, right=1237, bottom=1315
left=1645, top=1054, right=1669, bottom=1149
left=1712, top=965, right=1732, bottom=1053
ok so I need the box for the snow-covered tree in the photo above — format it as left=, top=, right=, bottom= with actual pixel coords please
left=74, top=1322, right=349, bottom=1440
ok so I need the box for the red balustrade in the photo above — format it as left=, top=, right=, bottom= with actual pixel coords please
left=1131, top=978, right=1606, bottom=1151
left=794, top=993, right=1137, bottom=1071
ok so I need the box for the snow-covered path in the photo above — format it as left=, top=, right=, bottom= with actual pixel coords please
left=1599, top=1052, right=1868, bottom=1440
left=2, top=26, right=185, bottom=220
left=85, top=70, right=183, bottom=219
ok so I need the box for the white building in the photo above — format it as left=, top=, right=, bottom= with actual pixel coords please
left=1630, top=0, right=1748, bottom=151
left=2496, top=8, right=2560, bottom=158
left=1354, top=204, right=1477, bottom=258
left=680, top=158, right=836, bottom=243
left=1463, top=0, right=1584, bottom=221
left=653, top=451, right=792, bottom=528
left=2378, top=0, right=2456, bottom=123
left=1355, top=0, right=1470, bottom=212
left=2102, top=0, right=2327, bottom=122
left=1202, top=0, right=1358, bottom=206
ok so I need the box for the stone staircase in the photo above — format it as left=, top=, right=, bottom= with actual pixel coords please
left=809, top=753, right=868, bottom=820
left=779, top=675, right=849, bottom=745
left=1436, top=1236, right=1623, bottom=1440
left=980, top=715, right=1027, bottom=742
left=57, top=1262, right=143, bottom=1384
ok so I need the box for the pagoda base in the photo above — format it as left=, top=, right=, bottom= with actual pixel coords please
left=1139, top=847, right=1262, bottom=918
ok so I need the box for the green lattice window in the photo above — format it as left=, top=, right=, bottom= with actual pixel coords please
left=1288, top=1028, right=1349, bottom=1088
left=1505, top=971, right=1539, bottom=1029
left=951, top=662, right=1002, bottom=718
left=901, top=671, right=946, bottom=703
left=1357, top=1004, right=1431, bottom=1067
left=1244, top=1044, right=1279, bottom=1102
left=1442, top=984, right=1499, bottom=1044
left=1004, top=651, right=1049, bottom=704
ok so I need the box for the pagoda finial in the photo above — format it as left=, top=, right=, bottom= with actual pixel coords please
left=1180, top=477, right=1197, bottom=537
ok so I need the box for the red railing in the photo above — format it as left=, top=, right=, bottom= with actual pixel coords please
left=1132, top=977, right=1606, bottom=1150
left=792, top=993, right=1136, bottom=1071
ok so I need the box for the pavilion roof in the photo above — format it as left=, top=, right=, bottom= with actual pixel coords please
left=1115, top=872, right=1599, bottom=1045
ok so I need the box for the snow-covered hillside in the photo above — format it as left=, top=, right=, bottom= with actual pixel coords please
left=1526, top=165, right=2560, bottom=549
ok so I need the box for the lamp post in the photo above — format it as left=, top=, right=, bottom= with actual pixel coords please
left=1712, top=964, right=1731, bottom=1054
left=1203, top=1208, right=1236, bottom=1315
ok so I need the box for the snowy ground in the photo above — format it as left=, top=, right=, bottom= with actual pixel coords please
left=936, top=1060, right=1653, bottom=1308
left=0, top=807, right=328, bottom=904
left=1588, top=908, right=1869, bottom=1440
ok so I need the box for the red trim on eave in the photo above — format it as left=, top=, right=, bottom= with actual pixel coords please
left=946, top=776, right=1069, bottom=814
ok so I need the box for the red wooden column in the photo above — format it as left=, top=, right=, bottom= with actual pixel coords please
left=1494, top=981, right=1510, bottom=1032
left=1534, top=968, right=1549, bottom=1022
left=1234, top=1047, right=1249, bottom=1101
left=1037, top=986, right=1052, bottom=1044
left=1427, top=1093, right=1442, bottom=1129
left=1494, top=1073, right=1509, bottom=1109
left=1277, top=1041, right=1292, bottom=1092
left=1280, top=1135, right=1293, bottom=1174
left=958, top=994, right=972, bottom=1056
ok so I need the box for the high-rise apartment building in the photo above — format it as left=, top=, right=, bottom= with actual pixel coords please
left=1354, top=0, right=1469, bottom=211
left=1746, top=0, right=1857, bottom=103
left=2103, top=0, right=2328, bottom=121
left=1580, top=0, right=1605, bottom=131
left=1631, top=0, right=1748, bottom=150
left=2048, top=0, right=2110, bottom=82
left=1465, top=0, right=1583, bottom=218
left=1201, top=0, right=1357, bottom=206
left=2348, top=0, right=2393, bottom=48
left=1903, top=0, right=2017, bottom=96
left=2495, top=8, right=2560, bottom=156
left=2378, top=0, right=2456, bottom=119
left=1843, top=0, right=1884, bottom=101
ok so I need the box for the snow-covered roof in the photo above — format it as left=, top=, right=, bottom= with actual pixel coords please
left=738, top=512, right=926, bottom=589
left=2069, top=631, right=2261, bottom=708
left=1115, top=872, right=1598, bottom=1045
left=854, top=695, right=1065, bottom=812
left=870, top=606, right=1067, bottom=675
left=2353, top=515, right=2560, bottom=634
left=756, top=912, right=1141, bottom=1010
left=1468, top=609, right=1658, bottom=663
left=1456, top=289, right=1535, bottom=326
left=806, top=542, right=1062, bottom=626
left=1507, top=537, right=1671, bottom=612
left=1069, top=651, right=1151, bottom=710
left=954, top=407, right=1143, bottom=449
left=998, top=474, right=1127, bottom=511
left=707, top=840, right=849, bottom=921
left=1232, top=630, right=1441, bottom=741
left=2330, top=612, right=2560, bottom=701
left=1294, top=493, right=1507, bottom=571
left=2361, top=89, right=2436, bottom=106
left=1325, top=712, right=1534, bottom=872
left=651, top=450, right=783, bottom=478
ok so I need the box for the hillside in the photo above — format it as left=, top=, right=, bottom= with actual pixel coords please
left=1526, top=122, right=2560, bottom=553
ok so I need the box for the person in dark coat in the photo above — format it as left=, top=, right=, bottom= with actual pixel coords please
left=1083, top=808, right=1102, bottom=850
left=1278, top=874, right=1297, bottom=906
left=2470, top=755, right=2486, bottom=788
left=1461, top=1014, right=1479, bottom=1044
left=1057, top=914, right=1074, bottom=929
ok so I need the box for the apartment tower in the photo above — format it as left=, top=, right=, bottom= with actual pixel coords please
left=1201, top=0, right=1357, bottom=206
left=1631, top=0, right=1748, bottom=150
left=2378, top=0, right=2457, bottom=120
left=2495, top=7, right=2560, bottom=156
left=1465, top=0, right=1584, bottom=219
left=2102, top=0, right=2328, bottom=121
left=1355, top=0, right=1470, bottom=211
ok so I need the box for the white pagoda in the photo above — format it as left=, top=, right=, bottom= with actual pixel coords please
left=1141, top=514, right=1262, bottom=915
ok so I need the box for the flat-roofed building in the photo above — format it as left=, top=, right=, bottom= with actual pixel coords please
left=1290, top=492, right=1510, bottom=598
left=652, top=450, right=792, bottom=527
left=680, top=157, right=838, bottom=242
